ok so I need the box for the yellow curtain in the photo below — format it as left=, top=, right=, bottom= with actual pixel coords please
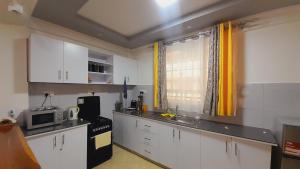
left=153, top=42, right=159, bottom=108
left=217, top=22, right=234, bottom=116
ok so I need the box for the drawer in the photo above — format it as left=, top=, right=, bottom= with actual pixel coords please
left=138, top=119, right=159, bottom=134
left=139, top=132, right=159, bottom=148
left=142, top=144, right=160, bottom=162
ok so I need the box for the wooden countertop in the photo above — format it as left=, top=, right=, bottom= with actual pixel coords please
left=0, top=124, right=40, bottom=169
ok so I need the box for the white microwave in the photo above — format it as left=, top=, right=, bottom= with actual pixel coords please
left=25, top=107, right=65, bottom=130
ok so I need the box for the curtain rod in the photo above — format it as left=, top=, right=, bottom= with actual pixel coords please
left=163, top=30, right=211, bottom=45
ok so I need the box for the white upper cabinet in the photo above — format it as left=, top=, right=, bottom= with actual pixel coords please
left=113, top=55, right=138, bottom=85
left=63, top=42, right=88, bottom=84
left=29, top=34, right=88, bottom=84
left=29, top=33, right=64, bottom=83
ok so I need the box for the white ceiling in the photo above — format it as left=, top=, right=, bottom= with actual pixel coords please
left=0, top=0, right=37, bottom=25
left=78, top=0, right=222, bottom=36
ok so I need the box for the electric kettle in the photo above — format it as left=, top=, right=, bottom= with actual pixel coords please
left=68, top=106, right=80, bottom=120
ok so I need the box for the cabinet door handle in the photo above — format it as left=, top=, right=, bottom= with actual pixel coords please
left=172, top=128, right=175, bottom=138
left=144, top=137, right=151, bottom=141
left=58, top=70, right=61, bottom=80
left=65, top=71, right=69, bottom=80
left=53, top=136, right=56, bottom=149
left=235, top=143, right=238, bottom=156
left=225, top=140, right=228, bottom=153
left=62, top=134, right=65, bottom=145
left=179, top=130, right=181, bottom=140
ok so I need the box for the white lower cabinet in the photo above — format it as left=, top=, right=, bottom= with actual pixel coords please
left=231, top=138, right=272, bottom=169
left=158, top=124, right=177, bottom=168
left=201, top=132, right=232, bottom=169
left=200, top=132, right=272, bottom=169
left=27, top=126, right=87, bottom=169
left=113, top=113, right=140, bottom=153
left=112, top=113, right=272, bottom=169
left=176, top=128, right=201, bottom=169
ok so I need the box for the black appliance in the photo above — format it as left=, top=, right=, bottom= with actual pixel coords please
left=77, top=96, right=112, bottom=169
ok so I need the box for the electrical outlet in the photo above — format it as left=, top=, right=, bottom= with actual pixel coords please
left=8, top=109, right=16, bottom=118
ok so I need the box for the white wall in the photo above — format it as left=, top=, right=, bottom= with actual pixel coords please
left=0, top=24, right=29, bottom=117
left=132, top=5, right=300, bottom=131
left=238, top=18, right=300, bottom=84
left=0, top=17, right=132, bottom=118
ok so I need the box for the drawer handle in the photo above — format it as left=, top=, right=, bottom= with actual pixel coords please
left=173, top=128, right=175, bottom=138
left=144, top=138, right=151, bottom=141
left=144, top=150, right=151, bottom=154
left=225, top=140, right=228, bottom=153
left=144, top=125, right=151, bottom=128
left=53, top=136, right=56, bottom=149
left=235, top=143, right=238, bottom=156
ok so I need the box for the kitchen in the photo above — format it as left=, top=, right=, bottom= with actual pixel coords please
left=1, top=0, right=300, bottom=169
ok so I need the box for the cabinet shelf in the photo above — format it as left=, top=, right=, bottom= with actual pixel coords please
left=88, top=82, right=112, bottom=85
left=88, top=58, right=113, bottom=66
left=88, top=72, right=112, bottom=76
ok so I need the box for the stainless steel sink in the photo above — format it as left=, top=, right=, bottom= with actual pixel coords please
left=170, top=116, right=196, bottom=125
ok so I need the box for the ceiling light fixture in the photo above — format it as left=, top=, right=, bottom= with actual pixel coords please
left=155, top=0, right=178, bottom=8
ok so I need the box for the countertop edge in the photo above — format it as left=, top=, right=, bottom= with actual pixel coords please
left=113, top=111, right=278, bottom=147
left=24, top=123, right=90, bottom=139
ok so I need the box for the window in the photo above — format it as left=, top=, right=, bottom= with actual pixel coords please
left=166, top=36, right=209, bottom=115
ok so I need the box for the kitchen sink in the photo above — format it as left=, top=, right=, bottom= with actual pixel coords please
left=169, top=116, right=196, bottom=125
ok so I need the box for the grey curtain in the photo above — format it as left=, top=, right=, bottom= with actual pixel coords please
left=203, top=25, right=219, bottom=116
left=158, top=41, right=168, bottom=110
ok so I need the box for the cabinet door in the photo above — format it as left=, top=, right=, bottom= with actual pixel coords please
left=126, top=57, right=138, bottom=85
left=113, top=113, right=123, bottom=145
left=201, top=132, right=232, bottom=169
left=113, top=55, right=127, bottom=85
left=113, top=55, right=137, bottom=85
left=27, top=134, right=59, bottom=169
left=123, top=115, right=139, bottom=151
left=158, top=124, right=177, bottom=169
left=60, top=126, right=87, bottom=169
left=63, top=42, right=88, bottom=84
left=232, top=139, right=271, bottom=169
left=176, top=128, right=201, bottom=169
left=29, top=33, right=63, bottom=83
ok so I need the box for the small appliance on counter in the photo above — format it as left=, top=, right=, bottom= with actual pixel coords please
left=25, top=106, right=65, bottom=130
left=77, top=96, right=112, bottom=169
left=129, top=100, right=138, bottom=110
left=67, top=106, right=80, bottom=120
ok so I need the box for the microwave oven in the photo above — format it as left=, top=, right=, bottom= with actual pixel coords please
left=25, top=107, right=65, bottom=130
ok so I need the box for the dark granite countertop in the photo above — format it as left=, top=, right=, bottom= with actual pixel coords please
left=22, top=119, right=90, bottom=138
left=114, top=111, right=277, bottom=146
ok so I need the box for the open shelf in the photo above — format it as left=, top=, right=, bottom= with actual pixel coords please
left=88, top=57, right=113, bottom=66
left=88, top=50, right=114, bottom=84
left=88, top=72, right=112, bottom=76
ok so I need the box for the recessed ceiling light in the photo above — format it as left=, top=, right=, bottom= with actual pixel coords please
left=155, top=0, right=178, bottom=8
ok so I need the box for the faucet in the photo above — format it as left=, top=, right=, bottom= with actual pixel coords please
left=175, top=105, right=179, bottom=116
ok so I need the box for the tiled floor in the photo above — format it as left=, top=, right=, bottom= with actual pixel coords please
left=94, top=145, right=163, bottom=169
